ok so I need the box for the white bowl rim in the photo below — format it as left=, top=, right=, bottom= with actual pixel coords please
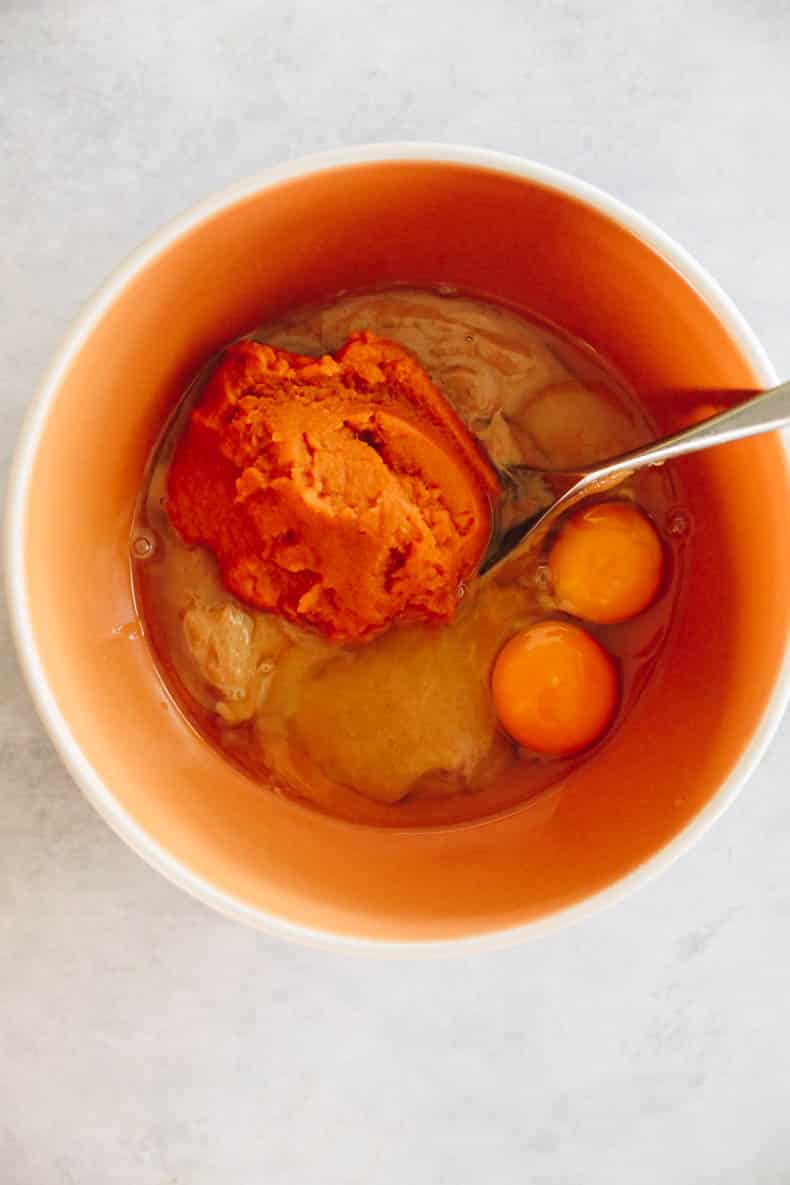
left=5, top=141, right=790, bottom=955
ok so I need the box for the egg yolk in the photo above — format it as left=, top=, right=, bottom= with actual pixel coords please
left=549, top=501, right=663, bottom=624
left=491, top=621, right=617, bottom=755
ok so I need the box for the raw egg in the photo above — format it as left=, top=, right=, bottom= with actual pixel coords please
left=491, top=620, right=618, bottom=755
left=549, top=501, right=663, bottom=624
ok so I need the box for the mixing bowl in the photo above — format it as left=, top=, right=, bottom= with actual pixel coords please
left=6, top=144, right=790, bottom=950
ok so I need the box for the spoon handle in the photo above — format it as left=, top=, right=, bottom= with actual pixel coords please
left=583, top=379, right=790, bottom=482
left=483, top=380, right=790, bottom=576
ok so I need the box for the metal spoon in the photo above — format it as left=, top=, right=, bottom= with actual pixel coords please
left=481, top=378, right=790, bottom=575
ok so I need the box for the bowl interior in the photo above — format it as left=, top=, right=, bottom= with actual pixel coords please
left=17, top=159, right=790, bottom=942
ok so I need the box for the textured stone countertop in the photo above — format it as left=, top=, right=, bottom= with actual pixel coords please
left=2, top=2, right=790, bottom=1182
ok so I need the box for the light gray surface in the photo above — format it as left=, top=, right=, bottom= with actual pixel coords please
left=2, top=2, right=790, bottom=1182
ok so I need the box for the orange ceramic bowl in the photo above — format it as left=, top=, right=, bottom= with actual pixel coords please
left=6, top=145, right=790, bottom=951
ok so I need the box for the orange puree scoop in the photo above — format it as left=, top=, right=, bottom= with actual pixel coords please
left=167, top=332, right=498, bottom=643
